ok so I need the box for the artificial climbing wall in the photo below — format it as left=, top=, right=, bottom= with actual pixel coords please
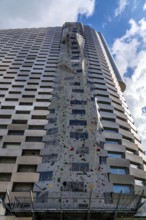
left=34, top=22, right=112, bottom=201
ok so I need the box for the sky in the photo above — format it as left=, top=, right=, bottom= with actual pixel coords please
left=0, top=0, right=146, bottom=148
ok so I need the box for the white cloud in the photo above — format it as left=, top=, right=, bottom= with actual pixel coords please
left=143, top=2, right=146, bottom=10
left=114, top=0, right=128, bottom=16
left=0, top=0, right=95, bottom=29
left=112, top=18, right=146, bottom=149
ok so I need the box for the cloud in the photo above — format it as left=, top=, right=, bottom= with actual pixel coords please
left=143, top=2, right=146, bottom=10
left=114, top=0, right=128, bottom=16
left=0, top=0, right=95, bottom=29
left=112, top=18, right=146, bottom=149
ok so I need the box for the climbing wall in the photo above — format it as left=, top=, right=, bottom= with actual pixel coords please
left=34, top=22, right=112, bottom=203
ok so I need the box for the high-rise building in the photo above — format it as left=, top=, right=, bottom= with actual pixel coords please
left=0, top=22, right=146, bottom=220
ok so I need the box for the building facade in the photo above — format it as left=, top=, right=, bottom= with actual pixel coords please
left=0, top=22, right=146, bottom=219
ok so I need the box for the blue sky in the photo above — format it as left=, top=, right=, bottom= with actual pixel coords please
left=79, top=1, right=146, bottom=45
left=79, top=0, right=146, bottom=148
left=0, top=0, right=146, bottom=147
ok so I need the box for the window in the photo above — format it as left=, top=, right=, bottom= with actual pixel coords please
left=70, top=132, right=88, bottom=139
left=72, top=109, right=85, bottom=115
left=126, top=149, right=135, bottom=154
left=70, top=120, right=87, bottom=126
left=42, top=154, right=58, bottom=163
left=135, top=178, right=145, bottom=186
left=113, top=185, right=132, bottom=194
left=49, top=109, right=55, bottom=113
left=102, top=117, right=116, bottom=122
left=0, top=115, right=11, bottom=119
left=16, top=111, right=30, bottom=114
left=12, top=183, right=33, bottom=192
left=70, top=100, right=87, bottom=105
left=31, top=115, right=46, bottom=120
left=17, top=165, right=37, bottom=172
left=0, top=157, right=16, bottom=163
left=40, top=171, right=53, bottom=181
left=20, top=102, right=33, bottom=106
left=104, top=128, right=118, bottom=133
left=62, top=182, right=84, bottom=192
left=0, top=125, right=7, bottom=129
left=29, top=125, right=44, bottom=130
left=99, top=156, right=107, bottom=164
left=106, top=139, right=121, bottom=145
left=70, top=82, right=80, bottom=86
left=0, top=173, right=11, bottom=181
left=130, top=163, right=139, bottom=169
left=72, top=163, right=89, bottom=172
left=22, top=150, right=40, bottom=156
left=108, top=152, right=124, bottom=159
left=25, top=137, right=42, bottom=142
left=72, top=89, right=84, bottom=93
left=8, top=130, right=24, bottom=135
left=12, top=120, right=27, bottom=124
left=111, top=167, right=127, bottom=175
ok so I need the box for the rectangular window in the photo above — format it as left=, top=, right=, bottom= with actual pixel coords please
left=72, top=163, right=89, bottom=172
left=40, top=171, right=53, bottom=181
left=29, top=125, right=44, bottom=130
left=104, top=128, right=118, bottom=133
left=99, top=156, right=107, bottom=164
left=72, top=109, right=85, bottom=115
left=135, top=178, right=145, bottom=186
left=16, top=111, right=30, bottom=114
left=17, top=165, right=37, bottom=172
left=31, top=115, right=46, bottom=120
left=12, top=183, right=33, bottom=192
left=22, top=150, right=40, bottom=156
left=62, top=182, right=84, bottom=192
left=106, top=139, right=121, bottom=145
left=70, top=82, right=80, bottom=86
left=111, top=167, right=127, bottom=175
left=70, top=132, right=88, bottom=139
left=108, top=152, right=124, bottom=159
left=12, top=120, right=27, bottom=124
left=0, top=173, right=11, bottom=181
left=25, top=137, right=42, bottom=142
left=113, top=185, right=132, bottom=194
left=72, top=89, right=84, bottom=93
left=70, top=120, right=87, bottom=126
left=49, top=109, right=55, bottom=113
left=71, top=100, right=87, bottom=105
left=8, top=130, right=24, bottom=135
left=0, top=157, right=16, bottom=163
left=130, top=163, right=139, bottom=169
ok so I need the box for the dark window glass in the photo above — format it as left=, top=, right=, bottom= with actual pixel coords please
left=72, top=163, right=89, bottom=172
left=72, top=89, right=84, bottom=93
left=70, top=132, right=88, bottom=139
left=72, top=109, right=85, bottom=115
left=62, top=182, right=84, bottom=192
left=99, top=156, right=107, bottom=164
left=70, top=120, right=87, bottom=126
left=71, top=100, right=87, bottom=105
left=40, top=171, right=53, bottom=181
